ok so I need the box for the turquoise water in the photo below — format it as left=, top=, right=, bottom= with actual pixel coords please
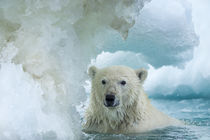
left=80, top=98, right=210, bottom=139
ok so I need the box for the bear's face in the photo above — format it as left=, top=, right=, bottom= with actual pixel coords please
left=88, top=66, right=147, bottom=110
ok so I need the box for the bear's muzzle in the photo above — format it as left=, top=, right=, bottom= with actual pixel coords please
left=104, top=94, right=119, bottom=107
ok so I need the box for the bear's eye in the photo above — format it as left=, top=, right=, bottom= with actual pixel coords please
left=102, top=80, right=106, bottom=85
left=120, top=80, right=126, bottom=85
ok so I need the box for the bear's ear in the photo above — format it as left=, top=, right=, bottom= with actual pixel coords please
left=88, top=66, right=98, bottom=79
left=135, top=68, right=148, bottom=83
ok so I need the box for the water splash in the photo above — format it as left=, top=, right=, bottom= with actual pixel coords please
left=0, top=0, right=150, bottom=139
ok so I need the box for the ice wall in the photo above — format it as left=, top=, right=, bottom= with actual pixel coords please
left=0, top=0, right=150, bottom=139
left=146, top=0, right=210, bottom=99
left=101, top=0, right=198, bottom=68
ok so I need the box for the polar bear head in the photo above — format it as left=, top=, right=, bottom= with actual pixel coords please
left=88, top=65, right=148, bottom=110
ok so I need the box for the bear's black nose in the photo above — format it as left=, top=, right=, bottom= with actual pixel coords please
left=105, top=94, right=115, bottom=107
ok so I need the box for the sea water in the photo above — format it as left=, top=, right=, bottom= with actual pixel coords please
left=0, top=0, right=210, bottom=139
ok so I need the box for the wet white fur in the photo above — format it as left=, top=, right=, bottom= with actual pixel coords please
left=83, top=65, right=181, bottom=134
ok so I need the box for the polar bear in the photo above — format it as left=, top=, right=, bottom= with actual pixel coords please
left=83, top=65, right=181, bottom=134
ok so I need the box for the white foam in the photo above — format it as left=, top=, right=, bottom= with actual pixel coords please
left=0, top=0, right=150, bottom=139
